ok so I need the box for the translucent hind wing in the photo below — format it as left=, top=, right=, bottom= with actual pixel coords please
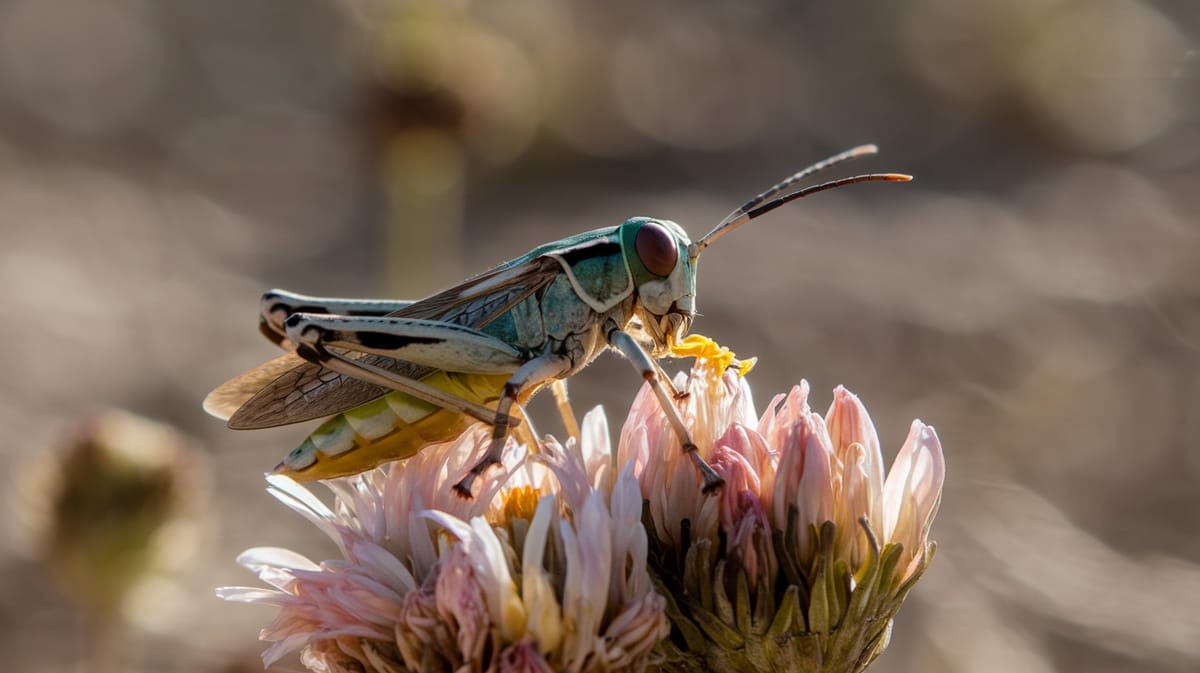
left=226, top=353, right=428, bottom=430
left=203, top=353, right=307, bottom=421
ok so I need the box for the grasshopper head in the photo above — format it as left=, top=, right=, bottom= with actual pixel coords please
left=618, top=146, right=912, bottom=356
left=618, top=217, right=696, bottom=355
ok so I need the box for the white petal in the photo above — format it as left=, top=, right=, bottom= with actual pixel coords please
left=611, top=466, right=655, bottom=603
left=236, top=546, right=320, bottom=572
left=406, top=509, right=439, bottom=578
left=784, top=413, right=834, bottom=562
left=422, top=509, right=474, bottom=541
left=580, top=405, right=613, bottom=489
left=522, top=495, right=563, bottom=654
left=262, top=633, right=312, bottom=668
left=447, top=514, right=526, bottom=642
left=729, top=370, right=758, bottom=427
left=266, top=476, right=343, bottom=552
left=347, top=539, right=417, bottom=593
left=557, top=519, right=587, bottom=665
left=522, top=496, right=555, bottom=572
left=882, top=420, right=945, bottom=547
left=560, top=490, right=614, bottom=667
left=214, top=586, right=289, bottom=604
left=908, top=423, right=945, bottom=542
left=826, top=387, right=885, bottom=511
left=266, top=473, right=333, bottom=519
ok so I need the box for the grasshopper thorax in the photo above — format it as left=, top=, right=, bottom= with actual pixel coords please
left=617, top=217, right=696, bottom=355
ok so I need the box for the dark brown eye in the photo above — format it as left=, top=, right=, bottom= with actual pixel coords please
left=635, top=221, right=678, bottom=277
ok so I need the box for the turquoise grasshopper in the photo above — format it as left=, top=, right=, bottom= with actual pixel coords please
left=204, top=145, right=909, bottom=496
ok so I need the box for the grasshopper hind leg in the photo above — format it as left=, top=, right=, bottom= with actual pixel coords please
left=453, top=354, right=572, bottom=498
left=259, top=290, right=417, bottom=349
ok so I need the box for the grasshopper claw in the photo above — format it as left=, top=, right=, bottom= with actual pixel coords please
left=452, top=480, right=476, bottom=500
left=454, top=452, right=502, bottom=499
left=684, top=443, right=725, bottom=494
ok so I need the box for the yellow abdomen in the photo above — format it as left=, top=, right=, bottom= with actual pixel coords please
left=274, top=370, right=512, bottom=481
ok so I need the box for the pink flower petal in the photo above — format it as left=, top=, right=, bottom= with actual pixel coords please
left=826, top=387, right=885, bottom=516
left=882, top=421, right=945, bottom=563
left=497, top=640, right=555, bottom=673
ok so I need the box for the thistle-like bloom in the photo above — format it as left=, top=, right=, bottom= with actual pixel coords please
left=218, top=416, right=669, bottom=673
left=221, top=355, right=943, bottom=673
left=618, top=359, right=944, bottom=673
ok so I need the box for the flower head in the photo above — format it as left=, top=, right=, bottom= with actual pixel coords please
left=220, top=350, right=943, bottom=673
left=219, top=412, right=668, bottom=673
left=621, top=359, right=945, bottom=673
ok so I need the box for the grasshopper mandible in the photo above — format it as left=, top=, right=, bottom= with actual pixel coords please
left=204, top=145, right=909, bottom=497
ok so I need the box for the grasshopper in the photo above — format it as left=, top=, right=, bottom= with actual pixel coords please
left=204, top=145, right=909, bottom=497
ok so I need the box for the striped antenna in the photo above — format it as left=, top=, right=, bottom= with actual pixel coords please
left=691, top=145, right=911, bottom=256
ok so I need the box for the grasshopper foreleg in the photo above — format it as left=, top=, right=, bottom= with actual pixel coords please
left=608, top=329, right=725, bottom=494
left=654, top=358, right=689, bottom=401
left=453, top=354, right=572, bottom=498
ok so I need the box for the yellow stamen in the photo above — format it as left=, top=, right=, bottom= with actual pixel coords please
left=499, top=485, right=541, bottom=522
left=668, top=334, right=756, bottom=378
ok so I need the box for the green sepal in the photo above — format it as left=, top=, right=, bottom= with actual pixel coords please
left=652, top=573, right=710, bottom=654
left=690, top=599, right=746, bottom=649
left=733, top=564, right=752, bottom=635
left=683, top=538, right=715, bottom=611
left=646, top=506, right=937, bottom=673
left=712, top=562, right=736, bottom=627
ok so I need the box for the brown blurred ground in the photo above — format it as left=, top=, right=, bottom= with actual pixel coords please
left=0, top=1, right=1197, bottom=672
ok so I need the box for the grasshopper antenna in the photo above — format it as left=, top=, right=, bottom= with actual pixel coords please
left=691, top=145, right=912, bottom=256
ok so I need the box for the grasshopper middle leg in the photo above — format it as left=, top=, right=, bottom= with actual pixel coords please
left=285, top=312, right=573, bottom=496
left=453, top=354, right=572, bottom=498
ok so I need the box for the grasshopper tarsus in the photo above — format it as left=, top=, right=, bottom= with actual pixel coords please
left=682, top=443, right=725, bottom=494
left=701, top=476, right=726, bottom=495
left=693, top=456, right=725, bottom=494
left=451, top=480, right=476, bottom=500
left=453, top=469, right=486, bottom=499
left=455, top=449, right=503, bottom=499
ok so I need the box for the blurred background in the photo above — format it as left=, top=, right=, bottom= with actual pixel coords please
left=0, top=0, right=1197, bottom=671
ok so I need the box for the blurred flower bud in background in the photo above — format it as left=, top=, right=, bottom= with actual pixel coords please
left=13, top=409, right=210, bottom=672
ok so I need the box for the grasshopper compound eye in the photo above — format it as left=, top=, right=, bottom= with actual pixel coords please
left=635, top=221, right=679, bottom=277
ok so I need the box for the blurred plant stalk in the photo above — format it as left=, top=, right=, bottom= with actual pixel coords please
left=353, top=0, right=541, bottom=294
left=382, top=129, right=465, bottom=294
